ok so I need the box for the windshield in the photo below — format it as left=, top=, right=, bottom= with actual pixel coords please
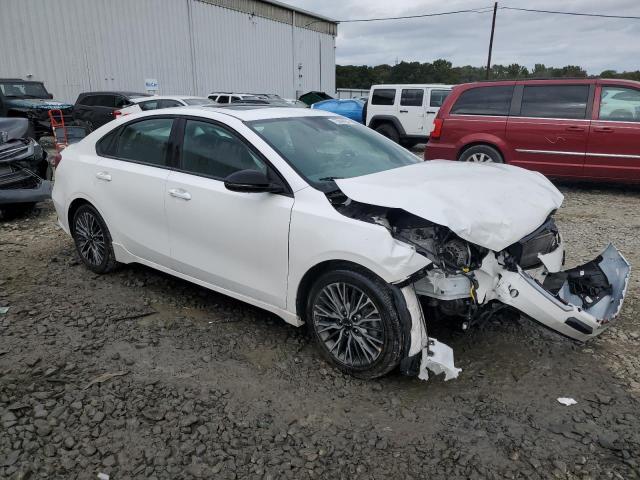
left=0, top=82, right=49, bottom=99
left=248, top=116, right=419, bottom=189
left=183, top=98, right=213, bottom=106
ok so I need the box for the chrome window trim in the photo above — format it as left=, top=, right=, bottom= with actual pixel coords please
left=515, top=148, right=640, bottom=159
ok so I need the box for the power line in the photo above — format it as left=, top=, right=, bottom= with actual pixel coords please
left=500, top=6, right=640, bottom=20
left=335, top=7, right=495, bottom=24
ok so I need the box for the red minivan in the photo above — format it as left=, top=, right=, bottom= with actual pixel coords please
left=425, top=78, right=640, bottom=182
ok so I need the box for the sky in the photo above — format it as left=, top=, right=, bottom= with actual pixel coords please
left=286, top=0, right=640, bottom=73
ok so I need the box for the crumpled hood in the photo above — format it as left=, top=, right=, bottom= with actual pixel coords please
left=335, top=161, right=564, bottom=251
left=5, top=98, right=73, bottom=110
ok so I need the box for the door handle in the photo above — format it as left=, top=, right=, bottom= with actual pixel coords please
left=593, top=126, right=614, bottom=133
left=168, top=188, right=192, bottom=201
left=95, top=171, right=112, bottom=181
left=427, top=110, right=436, bottom=114
left=565, top=126, right=584, bottom=132
left=399, top=109, right=408, bottom=113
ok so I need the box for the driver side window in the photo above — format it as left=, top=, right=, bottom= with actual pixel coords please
left=181, top=120, right=266, bottom=179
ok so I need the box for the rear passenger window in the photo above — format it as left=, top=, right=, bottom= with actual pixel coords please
left=79, top=95, right=97, bottom=106
left=599, top=86, right=640, bottom=122
left=139, top=100, right=159, bottom=111
left=400, top=89, right=424, bottom=107
left=371, top=89, right=396, bottom=106
left=430, top=89, right=451, bottom=107
left=451, top=86, right=514, bottom=116
left=520, top=85, right=589, bottom=119
left=114, top=96, right=130, bottom=108
left=158, top=100, right=182, bottom=108
left=114, top=118, right=174, bottom=166
left=181, top=120, right=266, bottom=179
left=93, top=95, right=116, bottom=108
left=217, top=95, right=230, bottom=103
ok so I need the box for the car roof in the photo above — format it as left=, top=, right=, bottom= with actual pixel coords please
left=370, top=84, right=453, bottom=89
left=0, top=78, right=44, bottom=83
left=129, top=95, right=210, bottom=103
left=79, top=91, right=151, bottom=98
left=138, top=105, right=335, bottom=122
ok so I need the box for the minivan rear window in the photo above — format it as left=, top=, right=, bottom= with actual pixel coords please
left=450, top=85, right=514, bottom=116
left=520, top=85, right=590, bottom=119
left=371, top=89, right=396, bottom=106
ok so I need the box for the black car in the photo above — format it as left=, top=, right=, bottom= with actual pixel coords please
left=0, top=118, right=51, bottom=217
left=72, top=91, right=151, bottom=130
left=0, top=79, right=74, bottom=138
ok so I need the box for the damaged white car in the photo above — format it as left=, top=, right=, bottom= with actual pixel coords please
left=52, top=107, right=631, bottom=380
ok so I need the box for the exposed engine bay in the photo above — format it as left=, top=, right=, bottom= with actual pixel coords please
left=328, top=189, right=631, bottom=381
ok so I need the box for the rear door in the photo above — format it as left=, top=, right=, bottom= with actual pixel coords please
left=506, top=83, right=593, bottom=177
left=585, top=84, right=640, bottom=180
left=397, top=88, right=426, bottom=136
left=367, top=88, right=396, bottom=125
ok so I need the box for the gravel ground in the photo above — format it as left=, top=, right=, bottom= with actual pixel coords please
left=1, top=181, right=639, bottom=480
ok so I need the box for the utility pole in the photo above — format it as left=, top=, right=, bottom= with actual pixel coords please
left=486, top=2, right=498, bottom=80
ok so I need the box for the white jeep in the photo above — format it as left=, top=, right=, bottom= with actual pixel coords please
left=365, top=84, right=452, bottom=147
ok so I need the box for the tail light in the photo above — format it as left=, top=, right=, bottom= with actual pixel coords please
left=431, top=118, right=444, bottom=139
left=51, top=152, right=63, bottom=168
left=113, top=110, right=122, bottom=118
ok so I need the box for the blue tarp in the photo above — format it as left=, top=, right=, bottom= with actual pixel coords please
left=311, top=99, right=365, bottom=123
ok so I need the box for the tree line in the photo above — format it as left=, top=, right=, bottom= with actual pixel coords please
left=336, top=59, right=640, bottom=89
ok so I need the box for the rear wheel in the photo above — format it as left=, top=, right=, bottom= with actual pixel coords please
left=72, top=204, right=118, bottom=274
left=458, top=144, right=503, bottom=163
left=374, top=123, right=400, bottom=144
left=306, top=268, right=404, bottom=379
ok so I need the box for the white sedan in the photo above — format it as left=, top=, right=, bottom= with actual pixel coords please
left=115, top=95, right=214, bottom=117
left=52, top=106, right=630, bottom=380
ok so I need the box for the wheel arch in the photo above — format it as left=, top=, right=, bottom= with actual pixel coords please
left=457, top=140, right=506, bottom=163
left=368, top=115, right=406, bottom=136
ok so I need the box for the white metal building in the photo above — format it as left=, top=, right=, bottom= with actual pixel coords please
left=0, top=0, right=337, bottom=103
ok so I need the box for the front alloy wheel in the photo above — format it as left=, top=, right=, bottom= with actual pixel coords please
left=306, top=268, right=404, bottom=379
left=313, top=282, right=385, bottom=367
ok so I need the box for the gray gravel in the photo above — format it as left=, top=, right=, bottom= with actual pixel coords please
left=1, top=181, right=639, bottom=480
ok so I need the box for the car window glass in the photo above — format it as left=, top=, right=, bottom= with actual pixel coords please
left=158, top=100, right=182, bottom=108
left=520, top=85, right=589, bottom=119
left=451, top=86, right=514, bottom=116
left=114, top=96, right=130, bottom=108
left=138, top=100, right=159, bottom=111
left=599, top=86, right=640, bottom=122
left=371, top=89, right=396, bottom=105
left=114, top=118, right=173, bottom=166
left=430, top=89, right=451, bottom=107
left=217, top=95, right=229, bottom=103
left=181, top=120, right=266, bottom=179
left=96, top=128, right=120, bottom=156
left=93, top=95, right=116, bottom=108
left=400, top=89, right=424, bottom=107
left=80, top=95, right=96, bottom=106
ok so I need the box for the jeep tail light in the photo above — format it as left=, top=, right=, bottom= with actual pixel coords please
left=431, top=118, right=444, bottom=139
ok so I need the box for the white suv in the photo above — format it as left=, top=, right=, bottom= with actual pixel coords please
left=208, top=92, right=263, bottom=103
left=365, top=84, right=452, bottom=147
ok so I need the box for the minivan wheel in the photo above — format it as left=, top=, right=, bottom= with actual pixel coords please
left=72, top=204, right=118, bottom=274
left=459, top=145, right=503, bottom=163
left=374, top=123, right=400, bottom=143
left=306, top=268, right=404, bottom=379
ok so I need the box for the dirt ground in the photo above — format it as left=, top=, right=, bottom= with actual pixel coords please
left=1, top=180, right=639, bottom=479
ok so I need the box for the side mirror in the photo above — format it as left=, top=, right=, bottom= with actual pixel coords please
left=224, top=169, right=284, bottom=194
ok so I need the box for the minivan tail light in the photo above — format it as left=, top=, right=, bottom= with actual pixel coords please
left=52, top=152, right=63, bottom=168
left=431, top=118, right=444, bottom=139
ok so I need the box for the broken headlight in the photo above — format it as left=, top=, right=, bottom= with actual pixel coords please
left=506, top=217, right=560, bottom=269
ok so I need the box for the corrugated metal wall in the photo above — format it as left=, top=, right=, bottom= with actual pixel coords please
left=0, top=0, right=336, bottom=103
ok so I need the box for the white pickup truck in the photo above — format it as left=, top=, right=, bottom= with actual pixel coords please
left=365, top=84, right=452, bottom=147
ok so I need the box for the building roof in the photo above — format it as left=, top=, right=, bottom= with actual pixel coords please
left=261, top=0, right=337, bottom=24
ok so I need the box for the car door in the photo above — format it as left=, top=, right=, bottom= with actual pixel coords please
left=426, top=88, right=450, bottom=135
left=92, top=116, right=175, bottom=266
left=165, top=118, right=293, bottom=308
left=90, top=94, right=118, bottom=128
left=585, top=84, right=640, bottom=180
left=397, top=88, right=426, bottom=136
left=507, top=83, right=593, bottom=177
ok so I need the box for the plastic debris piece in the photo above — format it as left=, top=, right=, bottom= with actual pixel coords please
left=419, top=338, right=461, bottom=381
left=83, top=371, right=128, bottom=390
left=557, top=397, right=577, bottom=406
left=97, top=473, right=110, bottom=480
left=0, top=306, right=9, bottom=314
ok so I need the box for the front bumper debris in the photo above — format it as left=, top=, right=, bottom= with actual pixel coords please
left=419, top=338, right=461, bottom=381
left=492, top=244, right=630, bottom=341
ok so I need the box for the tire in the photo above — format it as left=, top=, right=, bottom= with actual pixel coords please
left=374, top=123, right=400, bottom=144
left=306, top=267, right=405, bottom=379
left=400, top=139, right=420, bottom=149
left=458, top=144, right=503, bottom=163
left=71, top=204, right=118, bottom=274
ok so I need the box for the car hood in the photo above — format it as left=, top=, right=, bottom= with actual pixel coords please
left=5, top=98, right=73, bottom=110
left=335, top=161, right=564, bottom=252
